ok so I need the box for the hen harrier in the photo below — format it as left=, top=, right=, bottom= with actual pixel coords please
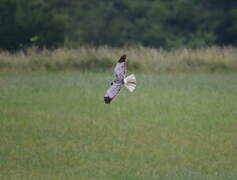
left=104, top=55, right=136, bottom=104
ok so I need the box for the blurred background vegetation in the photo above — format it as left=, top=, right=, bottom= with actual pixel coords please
left=0, top=0, right=237, bottom=51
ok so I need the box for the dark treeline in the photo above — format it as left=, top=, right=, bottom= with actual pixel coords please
left=0, top=0, right=237, bottom=50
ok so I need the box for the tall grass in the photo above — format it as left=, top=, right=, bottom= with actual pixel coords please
left=0, top=46, right=237, bottom=73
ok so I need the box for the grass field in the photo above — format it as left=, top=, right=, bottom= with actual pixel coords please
left=0, top=72, right=237, bottom=179
left=1, top=47, right=237, bottom=73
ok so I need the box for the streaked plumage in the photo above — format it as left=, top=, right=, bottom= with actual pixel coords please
left=104, top=55, right=136, bottom=104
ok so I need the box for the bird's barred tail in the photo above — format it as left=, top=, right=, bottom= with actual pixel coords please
left=124, top=74, right=136, bottom=92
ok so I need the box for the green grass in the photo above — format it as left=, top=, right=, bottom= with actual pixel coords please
left=0, top=72, right=237, bottom=179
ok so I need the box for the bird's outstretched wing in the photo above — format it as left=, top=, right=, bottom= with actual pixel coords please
left=114, top=60, right=125, bottom=83
left=104, top=83, right=123, bottom=101
left=104, top=55, right=126, bottom=104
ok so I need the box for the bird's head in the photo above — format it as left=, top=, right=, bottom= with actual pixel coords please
left=119, top=54, right=127, bottom=62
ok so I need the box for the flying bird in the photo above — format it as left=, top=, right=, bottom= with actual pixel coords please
left=104, top=55, right=136, bottom=104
